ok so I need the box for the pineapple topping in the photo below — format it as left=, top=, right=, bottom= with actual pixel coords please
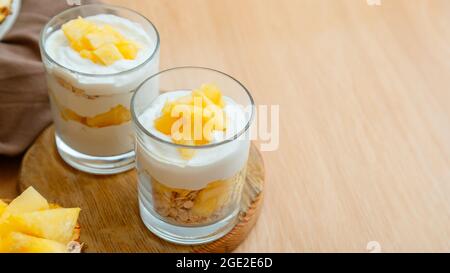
left=62, top=17, right=140, bottom=66
left=0, top=187, right=81, bottom=253
left=154, top=84, right=228, bottom=159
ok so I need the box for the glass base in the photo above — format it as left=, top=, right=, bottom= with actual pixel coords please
left=138, top=181, right=239, bottom=245
left=55, top=134, right=135, bottom=175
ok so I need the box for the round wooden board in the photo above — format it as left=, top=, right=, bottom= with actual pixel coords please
left=18, top=126, right=264, bottom=253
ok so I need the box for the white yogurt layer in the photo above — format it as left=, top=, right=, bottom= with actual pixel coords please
left=136, top=91, right=251, bottom=190
left=44, top=14, right=159, bottom=156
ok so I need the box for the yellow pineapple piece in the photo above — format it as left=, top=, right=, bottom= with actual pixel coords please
left=203, top=106, right=227, bottom=132
left=79, top=49, right=92, bottom=59
left=192, top=180, right=232, bottom=217
left=79, top=49, right=101, bottom=64
left=116, top=41, right=139, bottom=60
left=62, top=17, right=96, bottom=48
left=201, top=84, right=225, bottom=107
left=86, top=104, right=131, bottom=128
left=192, top=89, right=227, bottom=130
left=192, top=89, right=209, bottom=107
left=61, top=108, right=86, bottom=124
left=82, top=29, right=121, bottom=50
left=0, top=232, right=67, bottom=253
left=0, top=199, right=6, bottom=217
left=61, top=105, right=131, bottom=128
left=193, top=85, right=225, bottom=108
left=154, top=114, right=179, bottom=135
left=0, top=221, right=12, bottom=238
left=191, top=198, right=217, bottom=217
left=152, top=179, right=190, bottom=197
left=101, top=25, right=126, bottom=40
left=2, top=187, right=49, bottom=219
left=8, top=208, right=80, bottom=244
left=93, top=44, right=124, bottom=66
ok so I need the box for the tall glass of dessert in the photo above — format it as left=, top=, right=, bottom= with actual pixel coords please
left=39, top=4, right=160, bottom=174
left=132, top=67, right=255, bottom=244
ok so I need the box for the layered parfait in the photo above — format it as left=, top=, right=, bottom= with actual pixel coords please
left=136, top=83, right=250, bottom=227
left=41, top=10, right=159, bottom=172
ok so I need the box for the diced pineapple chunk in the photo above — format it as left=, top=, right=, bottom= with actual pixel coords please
left=86, top=104, right=131, bottom=128
left=83, top=29, right=121, bottom=50
left=116, top=41, right=139, bottom=60
left=93, top=44, right=123, bottom=66
left=61, top=108, right=86, bottom=124
left=0, top=221, right=12, bottom=238
left=201, top=84, right=225, bottom=107
left=62, top=17, right=96, bottom=45
left=2, top=187, right=49, bottom=219
left=0, top=200, right=7, bottom=217
left=192, top=181, right=231, bottom=217
left=0, top=232, right=68, bottom=253
left=152, top=179, right=185, bottom=197
left=9, top=208, right=81, bottom=244
left=154, top=114, right=179, bottom=136
left=191, top=198, right=217, bottom=217
left=101, top=25, right=126, bottom=40
left=61, top=105, right=131, bottom=128
left=80, top=49, right=101, bottom=64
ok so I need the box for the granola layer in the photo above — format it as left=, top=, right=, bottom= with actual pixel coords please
left=149, top=166, right=246, bottom=225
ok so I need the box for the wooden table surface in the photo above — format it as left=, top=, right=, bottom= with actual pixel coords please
left=1, top=0, right=450, bottom=252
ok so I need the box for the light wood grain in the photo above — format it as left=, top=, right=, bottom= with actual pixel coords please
left=2, top=0, right=450, bottom=252
left=19, top=126, right=264, bottom=253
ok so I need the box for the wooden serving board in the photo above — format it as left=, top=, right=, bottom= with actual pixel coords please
left=18, top=126, right=264, bottom=253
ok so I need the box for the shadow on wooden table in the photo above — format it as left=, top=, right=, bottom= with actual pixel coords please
left=0, top=155, right=22, bottom=198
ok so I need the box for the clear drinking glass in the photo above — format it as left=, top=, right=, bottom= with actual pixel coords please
left=39, top=4, right=160, bottom=174
left=132, top=67, right=255, bottom=244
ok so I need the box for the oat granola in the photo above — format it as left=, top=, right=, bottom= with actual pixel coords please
left=148, top=166, right=246, bottom=225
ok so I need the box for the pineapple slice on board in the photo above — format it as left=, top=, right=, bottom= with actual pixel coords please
left=0, top=187, right=82, bottom=253
left=8, top=208, right=81, bottom=244
left=0, top=187, right=49, bottom=220
left=0, top=232, right=68, bottom=253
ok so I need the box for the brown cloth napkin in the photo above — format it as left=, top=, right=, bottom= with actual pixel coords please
left=0, top=0, right=97, bottom=156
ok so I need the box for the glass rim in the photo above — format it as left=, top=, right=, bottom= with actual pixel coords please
left=39, top=3, right=160, bottom=78
left=131, top=66, right=255, bottom=149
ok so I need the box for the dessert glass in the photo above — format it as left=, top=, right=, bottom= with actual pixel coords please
left=39, top=4, right=160, bottom=174
left=132, top=67, right=254, bottom=244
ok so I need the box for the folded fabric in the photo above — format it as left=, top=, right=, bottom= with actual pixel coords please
left=0, top=0, right=97, bottom=155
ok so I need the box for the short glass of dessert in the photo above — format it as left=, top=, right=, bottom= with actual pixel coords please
left=39, top=4, right=160, bottom=174
left=132, top=67, right=255, bottom=244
